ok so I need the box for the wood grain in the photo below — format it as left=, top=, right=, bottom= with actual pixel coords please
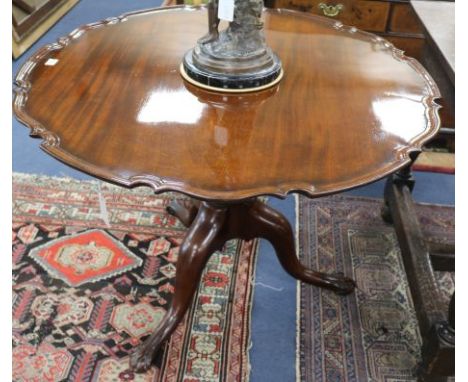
left=14, top=6, right=440, bottom=201
left=271, top=0, right=390, bottom=32
left=389, top=3, right=423, bottom=35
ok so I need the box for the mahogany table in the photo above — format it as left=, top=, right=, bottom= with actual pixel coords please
left=14, top=6, right=440, bottom=372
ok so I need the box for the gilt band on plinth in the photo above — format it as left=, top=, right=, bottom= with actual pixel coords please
left=181, top=0, right=283, bottom=91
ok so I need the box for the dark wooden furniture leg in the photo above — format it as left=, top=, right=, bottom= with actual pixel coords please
left=130, top=198, right=355, bottom=372
left=244, top=201, right=356, bottom=294
left=130, top=202, right=227, bottom=372
left=383, top=166, right=454, bottom=381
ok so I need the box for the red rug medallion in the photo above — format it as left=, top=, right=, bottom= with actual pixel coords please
left=29, top=229, right=143, bottom=286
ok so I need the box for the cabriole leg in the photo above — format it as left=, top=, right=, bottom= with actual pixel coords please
left=129, top=203, right=226, bottom=372
left=245, top=201, right=355, bottom=295
left=131, top=198, right=356, bottom=372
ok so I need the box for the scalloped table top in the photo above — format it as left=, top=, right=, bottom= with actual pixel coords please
left=14, top=6, right=440, bottom=201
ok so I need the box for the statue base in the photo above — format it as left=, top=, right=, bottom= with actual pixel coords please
left=181, top=49, right=283, bottom=93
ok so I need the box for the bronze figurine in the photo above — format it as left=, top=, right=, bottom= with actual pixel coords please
left=181, top=0, right=282, bottom=90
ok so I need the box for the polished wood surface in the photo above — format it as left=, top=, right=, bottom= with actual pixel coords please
left=14, top=6, right=440, bottom=201
left=130, top=198, right=355, bottom=371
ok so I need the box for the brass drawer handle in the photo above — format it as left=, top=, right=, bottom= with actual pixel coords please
left=318, top=3, right=344, bottom=17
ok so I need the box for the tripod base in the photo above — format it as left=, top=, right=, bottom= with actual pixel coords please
left=129, top=198, right=355, bottom=372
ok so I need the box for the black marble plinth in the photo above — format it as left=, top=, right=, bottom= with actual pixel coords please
left=182, top=50, right=282, bottom=91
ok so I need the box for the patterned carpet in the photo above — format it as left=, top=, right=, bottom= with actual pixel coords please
left=12, top=173, right=258, bottom=382
left=296, top=195, right=454, bottom=382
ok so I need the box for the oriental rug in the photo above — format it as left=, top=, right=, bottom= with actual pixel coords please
left=296, top=195, right=454, bottom=382
left=12, top=173, right=258, bottom=382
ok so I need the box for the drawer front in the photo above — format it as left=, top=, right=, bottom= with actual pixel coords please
left=389, top=3, right=424, bottom=34
left=273, top=0, right=390, bottom=32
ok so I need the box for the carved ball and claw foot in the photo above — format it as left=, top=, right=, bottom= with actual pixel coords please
left=308, top=271, right=356, bottom=295
left=130, top=198, right=355, bottom=372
